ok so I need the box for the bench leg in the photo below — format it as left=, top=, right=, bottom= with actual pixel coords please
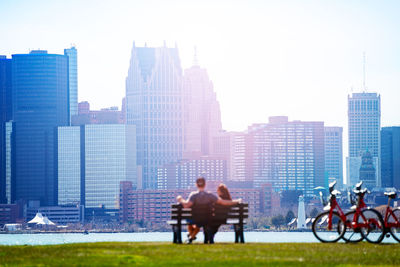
left=204, top=230, right=209, bottom=244
left=173, top=227, right=177, bottom=243
left=234, top=225, right=239, bottom=243
left=239, top=226, right=245, bottom=243
left=177, top=225, right=182, bottom=244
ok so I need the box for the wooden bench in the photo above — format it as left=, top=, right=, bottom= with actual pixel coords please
left=167, top=203, right=248, bottom=244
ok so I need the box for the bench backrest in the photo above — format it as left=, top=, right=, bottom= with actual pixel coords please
left=171, top=203, right=248, bottom=225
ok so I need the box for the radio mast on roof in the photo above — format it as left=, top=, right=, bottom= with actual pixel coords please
left=363, top=52, right=367, bottom=92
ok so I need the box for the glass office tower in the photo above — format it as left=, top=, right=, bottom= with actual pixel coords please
left=250, top=116, right=325, bottom=196
left=64, top=47, right=78, bottom=119
left=347, top=92, right=381, bottom=187
left=381, top=127, right=400, bottom=188
left=57, top=124, right=137, bottom=209
left=57, top=126, right=81, bottom=205
left=0, top=56, right=12, bottom=203
left=126, top=42, right=184, bottom=189
left=324, top=127, right=343, bottom=188
left=12, top=50, right=69, bottom=205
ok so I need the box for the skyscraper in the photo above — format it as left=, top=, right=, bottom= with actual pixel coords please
left=347, top=92, right=381, bottom=187
left=183, top=61, right=222, bottom=157
left=12, top=50, right=69, bottom=205
left=324, top=127, right=343, bottom=188
left=57, top=124, right=137, bottom=209
left=0, top=55, right=12, bottom=203
left=126, top=42, right=184, bottom=189
left=249, top=116, right=325, bottom=196
left=64, top=46, right=78, bottom=119
left=212, top=131, right=249, bottom=181
left=381, top=127, right=400, bottom=188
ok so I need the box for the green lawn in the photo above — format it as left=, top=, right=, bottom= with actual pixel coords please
left=0, top=242, right=399, bottom=266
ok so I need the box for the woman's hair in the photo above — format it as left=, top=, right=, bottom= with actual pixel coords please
left=217, top=184, right=232, bottom=200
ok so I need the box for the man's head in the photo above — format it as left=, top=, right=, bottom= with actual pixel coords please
left=196, top=177, right=206, bottom=189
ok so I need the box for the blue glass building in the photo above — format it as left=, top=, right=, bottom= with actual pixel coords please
left=0, top=55, right=12, bottom=203
left=12, top=50, right=69, bottom=205
left=57, top=124, right=137, bottom=209
left=381, top=127, right=400, bottom=188
left=64, top=47, right=78, bottom=120
left=126, top=42, right=184, bottom=189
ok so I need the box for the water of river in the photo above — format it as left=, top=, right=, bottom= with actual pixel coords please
left=0, top=232, right=397, bottom=245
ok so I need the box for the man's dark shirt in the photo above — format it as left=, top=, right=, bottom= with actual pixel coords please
left=188, top=191, right=218, bottom=226
left=188, top=191, right=218, bottom=206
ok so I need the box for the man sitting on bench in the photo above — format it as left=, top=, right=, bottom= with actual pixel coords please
left=176, top=177, right=241, bottom=243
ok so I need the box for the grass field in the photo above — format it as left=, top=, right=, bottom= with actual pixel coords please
left=0, top=242, right=399, bottom=266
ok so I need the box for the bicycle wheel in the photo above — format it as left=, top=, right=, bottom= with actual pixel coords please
left=359, top=209, right=385, bottom=244
left=341, top=210, right=364, bottom=243
left=388, top=207, right=400, bottom=242
left=312, top=211, right=345, bottom=243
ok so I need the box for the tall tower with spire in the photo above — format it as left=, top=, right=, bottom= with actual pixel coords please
left=183, top=48, right=222, bottom=157
left=125, top=42, right=184, bottom=189
left=347, top=92, right=381, bottom=187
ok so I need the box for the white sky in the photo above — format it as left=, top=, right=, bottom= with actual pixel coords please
left=1, top=0, right=400, bottom=161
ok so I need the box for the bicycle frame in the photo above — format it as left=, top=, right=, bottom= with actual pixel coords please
left=383, top=198, right=400, bottom=229
left=326, top=189, right=379, bottom=231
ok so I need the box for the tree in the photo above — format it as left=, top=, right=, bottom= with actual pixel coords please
left=285, top=210, right=295, bottom=224
left=309, top=208, right=319, bottom=218
left=271, top=215, right=285, bottom=229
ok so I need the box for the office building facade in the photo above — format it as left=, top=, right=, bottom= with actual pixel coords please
left=72, top=101, right=124, bottom=125
left=183, top=64, right=222, bottom=157
left=0, top=56, right=12, bottom=204
left=57, top=124, right=137, bottom=209
left=324, top=127, right=343, bottom=188
left=126, top=42, right=184, bottom=189
left=120, top=181, right=263, bottom=223
left=157, top=156, right=227, bottom=189
left=12, top=50, right=70, bottom=205
left=381, top=127, right=400, bottom=188
left=64, top=47, right=78, bottom=119
left=250, top=117, right=325, bottom=196
left=347, top=92, right=381, bottom=187
left=212, top=131, right=249, bottom=181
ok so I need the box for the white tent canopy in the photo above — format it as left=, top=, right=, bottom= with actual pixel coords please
left=28, top=213, right=45, bottom=224
left=28, top=213, right=56, bottom=225
left=43, top=216, right=56, bottom=225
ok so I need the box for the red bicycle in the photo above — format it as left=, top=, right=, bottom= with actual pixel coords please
left=341, top=182, right=384, bottom=243
left=312, top=181, right=346, bottom=242
left=382, top=191, right=400, bottom=242
left=312, top=181, right=385, bottom=243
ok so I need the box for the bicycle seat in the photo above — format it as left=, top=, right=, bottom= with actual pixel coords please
left=355, top=181, right=363, bottom=190
left=353, top=188, right=368, bottom=196
left=384, top=192, right=397, bottom=199
left=329, top=181, right=337, bottom=192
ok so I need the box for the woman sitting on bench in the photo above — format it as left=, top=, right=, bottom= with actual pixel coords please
left=176, top=177, right=241, bottom=243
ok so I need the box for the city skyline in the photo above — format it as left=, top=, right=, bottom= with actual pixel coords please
left=0, top=0, right=399, bottom=136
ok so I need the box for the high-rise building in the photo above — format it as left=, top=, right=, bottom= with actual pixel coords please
left=12, top=50, right=70, bottom=205
left=72, top=101, right=124, bottom=125
left=324, top=127, right=343, bottom=188
left=126, top=42, right=183, bottom=189
left=381, top=127, right=400, bottom=188
left=0, top=55, right=12, bottom=204
left=57, top=124, right=137, bottom=209
left=347, top=92, right=381, bottom=187
left=183, top=62, right=222, bottom=157
left=157, top=156, right=227, bottom=189
left=249, top=116, right=325, bottom=196
left=64, top=47, right=78, bottom=119
left=212, top=131, right=249, bottom=181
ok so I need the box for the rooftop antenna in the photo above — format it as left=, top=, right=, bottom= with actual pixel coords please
left=363, top=52, right=366, bottom=92
left=193, top=46, right=199, bottom=66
